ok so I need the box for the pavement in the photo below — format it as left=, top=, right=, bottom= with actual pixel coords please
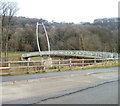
left=1, top=67, right=118, bottom=104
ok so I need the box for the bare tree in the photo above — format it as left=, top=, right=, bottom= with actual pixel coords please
left=0, top=0, right=19, bottom=59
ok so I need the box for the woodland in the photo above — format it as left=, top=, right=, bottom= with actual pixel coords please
left=0, top=1, right=119, bottom=59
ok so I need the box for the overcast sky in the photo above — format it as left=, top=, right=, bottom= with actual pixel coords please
left=10, top=0, right=119, bottom=23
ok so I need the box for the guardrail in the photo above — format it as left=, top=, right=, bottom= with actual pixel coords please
left=0, top=58, right=118, bottom=75
left=21, top=50, right=118, bottom=59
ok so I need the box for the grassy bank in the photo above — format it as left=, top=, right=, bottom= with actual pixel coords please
left=31, top=56, right=60, bottom=61
left=1, top=52, right=61, bottom=61
left=1, top=52, right=26, bottom=58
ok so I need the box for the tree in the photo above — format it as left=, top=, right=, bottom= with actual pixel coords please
left=0, top=0, right=19, bottom=59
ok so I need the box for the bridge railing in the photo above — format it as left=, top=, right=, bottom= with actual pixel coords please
left=0, top=58, right=118, bottom=75
left=21, top=50, right=118, bottom=59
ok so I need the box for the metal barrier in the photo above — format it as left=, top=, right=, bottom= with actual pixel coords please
left=21, top=50, right=118, bottom=59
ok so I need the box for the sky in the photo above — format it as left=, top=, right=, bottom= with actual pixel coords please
left=9, top=0, right=119, bottom=23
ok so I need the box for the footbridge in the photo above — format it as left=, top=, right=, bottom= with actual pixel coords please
left=21, top=50, right=118, bottom=59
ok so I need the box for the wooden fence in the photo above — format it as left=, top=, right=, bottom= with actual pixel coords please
left=0, top=58, right=118, bottom=75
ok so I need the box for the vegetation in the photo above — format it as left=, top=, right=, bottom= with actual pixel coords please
left=0, top=1, right=119, bottom=60
left=0, top=16, right=118, bottom=55
left=0, top=0, right=19, bottom=59
left=31, top=56, right=60, bottom=61
left=1, top=52, right=26, bottom=58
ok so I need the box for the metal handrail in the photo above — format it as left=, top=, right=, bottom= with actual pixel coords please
left=21, top=50, right=118, bottom=59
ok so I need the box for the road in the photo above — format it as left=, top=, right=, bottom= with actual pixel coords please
left=1, top=67, right=119, bottom=82
left=1, top=68, right=118, bottom=104
left=39, top=81, right=118, bottom=104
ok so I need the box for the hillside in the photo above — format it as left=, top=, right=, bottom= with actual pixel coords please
left=1, top=16, right=119, bottom=53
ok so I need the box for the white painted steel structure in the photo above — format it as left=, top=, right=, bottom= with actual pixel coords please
left=21, top=50, right=118, bottom=59
left=36, top=22, right=51, bottom=57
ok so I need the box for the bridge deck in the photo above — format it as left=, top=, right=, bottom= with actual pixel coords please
left=21, top=50, right=118, bottom=59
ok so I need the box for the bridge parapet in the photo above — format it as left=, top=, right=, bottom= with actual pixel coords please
left=21, top=50, right=118, bottom=59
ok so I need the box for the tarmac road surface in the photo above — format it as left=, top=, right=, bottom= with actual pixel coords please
left=1, top=67, right=119, bottom=82
left=2, top=69, right=118, bottom=104
left=39, top=81, right=118, bottom=104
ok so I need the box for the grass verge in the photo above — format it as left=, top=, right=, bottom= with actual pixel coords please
left=1, top=52, right=27, bottom=57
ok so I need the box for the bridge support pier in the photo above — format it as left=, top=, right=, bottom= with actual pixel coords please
left=43, top=57, right=53, bottom=68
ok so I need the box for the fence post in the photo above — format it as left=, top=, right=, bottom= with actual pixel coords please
left=43, top=60, right=46, bottom=72
left=69, top=58, right=72, bottom=69
left=104, top=59, right=107, bottom=67
left=82, top=59, right=84, bottom=68
left=94, top=58, right=96, bottom=67
left=101, top=58, right=104, bottom=67
left=27, top=62, right=29, bottom=74
left=58, top=59, right=61, bottom=71
left=8, top=62, right=11, bottom=75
